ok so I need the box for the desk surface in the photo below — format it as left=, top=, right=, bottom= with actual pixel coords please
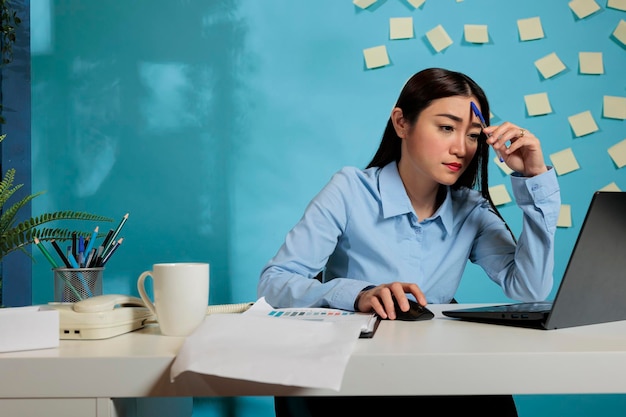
left=2, top=304, right=626, bottom=398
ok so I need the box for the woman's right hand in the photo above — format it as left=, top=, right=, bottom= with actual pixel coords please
left=355, top=282, right=427, bottom=320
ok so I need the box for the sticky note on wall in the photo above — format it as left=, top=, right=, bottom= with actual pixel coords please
left=568, top=0, right=601, bottom=19
left=353, top=0, right=377, bottom=9
left=608, top=138, right=626, bottom=168
left=613, top=20, right=626, bottom=46
left=568, top=110, right=599, bottom=137
left=599, top=182, right=622, bottom=192
left=524, top=92, right=552, bottom=116
left=517, top=17, right=544, bottom=41
left=557, top=204, right=572, bottom=228
left=363, top=45, right=390, bottom=69
left=608, top=0, right=626, bottom=11
left=464, top=24, right=489, bottom=43
left=489, top=184, right=512, bottom=206
left=534, top=53, right=566, bottom=79
left=603, top=96, right=626, bottom=120
left=408, top=0, right=426, bottom=8
left=390, top=17, right=414, bottom=40
left=426, top=24, right=453, bottom=52
left=579, top=52, right=604, bottom=74
left=550, top=148, right=580, bottom=175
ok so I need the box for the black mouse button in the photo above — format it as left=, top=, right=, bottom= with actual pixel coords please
left=392, top=297, right=434, bottom=321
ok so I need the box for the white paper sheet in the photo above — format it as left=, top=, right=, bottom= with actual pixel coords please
left=170, top=298, right=363, bottom=390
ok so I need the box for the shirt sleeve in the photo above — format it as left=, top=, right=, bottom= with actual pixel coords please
left=257, top=168, right=374, bottom=310
left=471, top=167, right=561, bottom=302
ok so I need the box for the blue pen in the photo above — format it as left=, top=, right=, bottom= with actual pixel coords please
left=470, top=102, right=504, bottom=163
left=78, top=236, right=85, bottom=267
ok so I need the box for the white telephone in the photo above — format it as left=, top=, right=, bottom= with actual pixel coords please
left=48, top=294, right=154, bottom=340
left=48, top=294, right=255, bottom=340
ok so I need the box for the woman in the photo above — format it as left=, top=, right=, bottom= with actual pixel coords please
left=258, top=67, right=560, bottom=416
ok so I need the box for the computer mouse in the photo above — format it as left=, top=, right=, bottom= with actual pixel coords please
left=390, top=296, right=434, bottom=321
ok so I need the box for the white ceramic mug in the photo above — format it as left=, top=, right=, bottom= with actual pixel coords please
left=137, top=262, right=209, bottom=336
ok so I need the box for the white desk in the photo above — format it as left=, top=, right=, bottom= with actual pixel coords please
left=2, top=304, right=626, bottom=415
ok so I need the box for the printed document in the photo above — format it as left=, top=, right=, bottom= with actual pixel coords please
left=170, top=297, right=370, bottom=390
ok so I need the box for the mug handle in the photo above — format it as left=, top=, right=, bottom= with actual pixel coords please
left=137, top=271, right=158, bottom=316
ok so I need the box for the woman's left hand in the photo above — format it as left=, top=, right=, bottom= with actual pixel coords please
left=483, top=122, right=548, bottom=177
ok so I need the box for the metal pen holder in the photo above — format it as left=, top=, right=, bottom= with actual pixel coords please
left=53, top=267, right=104, bottom=303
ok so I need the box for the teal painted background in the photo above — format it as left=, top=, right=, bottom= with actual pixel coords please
left=29, top=0, right=625, bottom=416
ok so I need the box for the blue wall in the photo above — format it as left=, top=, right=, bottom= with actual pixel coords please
left=27, top=1, right=626, bottom=416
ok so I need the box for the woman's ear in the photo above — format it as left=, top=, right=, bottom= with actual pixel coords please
left=391, top=107, right=407, bottom=139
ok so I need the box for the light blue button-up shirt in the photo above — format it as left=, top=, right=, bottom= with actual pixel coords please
left=258, top=162, right=560, bottom=311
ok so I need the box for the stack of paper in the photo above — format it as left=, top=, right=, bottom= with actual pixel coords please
left=0, top=306, right=59, bottom=353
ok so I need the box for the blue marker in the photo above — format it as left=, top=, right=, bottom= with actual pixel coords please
left=470, top=102, right=504, bottom=162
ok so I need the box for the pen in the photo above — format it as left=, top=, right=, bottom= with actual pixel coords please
left=50, top=239, right=72, bottom=268
left=78, top=236, right=85, bottom=267
left=470, top=102, right=504, bottom=163
left=34, top=237, right=60, bottom=269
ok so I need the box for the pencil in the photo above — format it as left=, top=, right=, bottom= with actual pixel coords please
left=104, top=213, right=129, bottom=254
left=100, top=228, right=115, bottom=254
left=71, top=232, right=77, bottom=260
left=101, top=238, right=123, bottom=266
left=34, top=237, right=60, bottom=269
left=83, top=226, right=99, bottom=263
left=50, top=239, right=72, bottom=268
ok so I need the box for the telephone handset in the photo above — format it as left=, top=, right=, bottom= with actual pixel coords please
left=73, top=294, right=146, bottom=313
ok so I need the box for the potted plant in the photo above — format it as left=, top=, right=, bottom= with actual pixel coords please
left=0, top=133, right=113, bottom=302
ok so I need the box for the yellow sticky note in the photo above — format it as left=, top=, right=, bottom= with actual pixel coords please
left=613, top=20, right=626, bottom=46
left=489, top=184, right=512, bottom=206
left=464, top=24, right=489, bottom=43
left=557, top=204, right=572, bottom=228
left=604, top=96, right=626, bottom=120
left=568, top=0, right=601, bottom=19
left=426, top=25, right=453, bottom=53
left=390, top=17, right=414, bottom=40
left=568, top=110, right=599, bottom=137
left=608, top=138, right=626, bottom=168
left=524, top=92, right=552, bottom=116
left=579, top=52, right=604, bottom=74
left=407, top=0, right=426, bottom=8
left=534, top=53, right=566, bottom=79
left=353, top=0, right=377, bottom=9
left=517, top=17, right=544, bottom=41
left=550, top=148, right=580, bottom=176
left=599, top=182, right=622, bottom=192
left=608, top=0, right=626, bottom=11
left=363, top=45, right=390, bottom=69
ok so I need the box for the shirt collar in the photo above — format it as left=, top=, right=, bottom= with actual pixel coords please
left=379, top=162, right=454, bottom=236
